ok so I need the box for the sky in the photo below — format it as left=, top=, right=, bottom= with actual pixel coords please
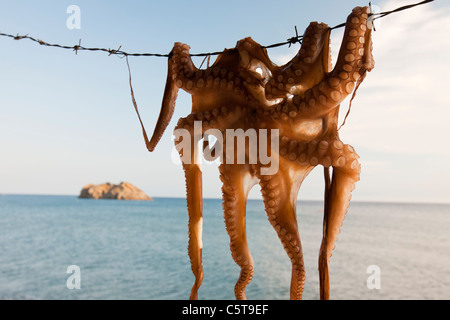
left=0, top=0, right=449, bottom=203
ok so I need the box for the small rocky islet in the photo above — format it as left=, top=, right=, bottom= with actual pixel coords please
left=79, top=182, right=152, bottom=201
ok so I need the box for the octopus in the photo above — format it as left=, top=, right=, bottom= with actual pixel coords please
left=148, top=6, right=374, bottom=300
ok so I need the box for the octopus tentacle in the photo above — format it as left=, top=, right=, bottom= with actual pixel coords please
left=286, top=7, right=374, bottom=119
left=184, top=162, right=204, bottom=300
left=171, top=44, right=252, bottom=110
left=279, top=137, right=357, bottom=170
left=267, top=22, right=331, bottom=98
left=170, top=43, right=198, bottom=90
left=175, top=105, right=245, bottom=137
left=149, top=52, right=179, bottom=151
left=257, top=163, right=310, bottom=300
left=319, top=147, right=360, bottom=300
left=174, top=117, right=205, bottom=300
left=219, top=163, right=258, bottom=300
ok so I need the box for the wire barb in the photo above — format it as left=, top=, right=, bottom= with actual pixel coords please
left=287, top=26, right=302, bottom=47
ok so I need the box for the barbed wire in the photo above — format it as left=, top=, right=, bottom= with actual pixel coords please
left=0, top=0, right=434, bottom=58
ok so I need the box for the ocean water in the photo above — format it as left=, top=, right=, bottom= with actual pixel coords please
left=0, top=194, right=449, bottom=300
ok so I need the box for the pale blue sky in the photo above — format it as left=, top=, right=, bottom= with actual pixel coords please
left=0, top=0, right=449, bottom=203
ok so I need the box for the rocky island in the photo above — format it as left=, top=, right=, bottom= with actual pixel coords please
left=79, top=182, right=152, bottom=201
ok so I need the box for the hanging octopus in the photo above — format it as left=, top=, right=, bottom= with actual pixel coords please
left=148, top=6, right=374, bottom=300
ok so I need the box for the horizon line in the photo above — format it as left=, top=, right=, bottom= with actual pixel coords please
left=1, top=192, right=449, bottom=206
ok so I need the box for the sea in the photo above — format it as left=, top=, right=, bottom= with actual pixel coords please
left=0, top=194, right=449, bottom=300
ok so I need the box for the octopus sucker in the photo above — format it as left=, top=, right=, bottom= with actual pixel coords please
left=343, top=63, right=353, bottom=72
left=319, top=140, right=329, bottom=150
left=339, top=72, right=349, bottom=80
left=148, top=6, right=374, bottom=300
left=333, top=140, right=344, bottom=150
left=330, top=90, right=342, bottom=102
left=310, top=157, right=319, bottom=166
left=322, top=156, right=332, bottom=167
left=349, top=29, right=358, bottom=37
left=345, top=81, right=355, bottom=94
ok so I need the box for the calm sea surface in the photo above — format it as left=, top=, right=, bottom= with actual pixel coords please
left=0, top=194, right=449, bottom=300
